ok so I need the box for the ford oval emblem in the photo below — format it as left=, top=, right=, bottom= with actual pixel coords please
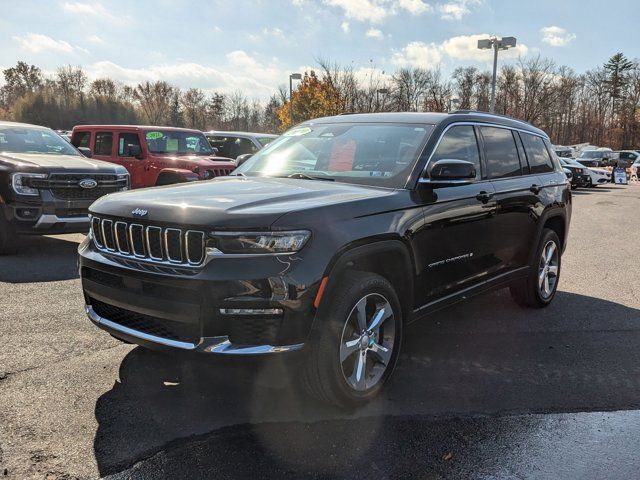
left=131, top=208, right=148, bottom=217
left=78, top=178, right=98, bottom=189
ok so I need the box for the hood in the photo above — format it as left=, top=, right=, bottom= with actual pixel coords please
left=0, top=153, right=125, bottom=173
left=149, top=154, right=234, bottom=167
left=90, top=176, right=395, bottom=229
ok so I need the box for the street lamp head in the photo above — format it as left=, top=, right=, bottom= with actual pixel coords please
left=290, top=73, right=302, bottom=80
left=500, top=36, right=517, bottom=48
left=477, top=39, right=493, bottom=50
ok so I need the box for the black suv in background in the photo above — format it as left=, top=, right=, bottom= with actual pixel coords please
left=0, top=121, right=129, bottom=254
left=80, top=112, right=571, bottom=406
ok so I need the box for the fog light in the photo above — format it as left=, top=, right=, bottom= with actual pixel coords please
left=16, top=208, right=39, bottom=219
left=219, top=308, right=283, bottom=316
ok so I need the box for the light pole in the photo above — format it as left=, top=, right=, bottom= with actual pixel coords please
left=289, top=73, right=302, bottom=125
left=477, top=36, right=517, bottom=113
left=376, top=88, right=389, bottom=112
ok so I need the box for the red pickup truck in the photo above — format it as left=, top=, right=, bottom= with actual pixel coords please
left=71, top=125, right=235, bottom=188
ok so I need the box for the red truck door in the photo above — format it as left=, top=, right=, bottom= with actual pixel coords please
left=116, top=131, right=148, bottom=189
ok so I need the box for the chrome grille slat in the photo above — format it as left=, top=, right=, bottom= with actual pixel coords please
left=185, top=230, right=205, bottom=265
left=101, top=219, right=115, bottom=251
left=90, top=217, right=205, bottom=267
left=114, top=221, right=130, bottom=254
left=145, top=226, right=164, bottom=260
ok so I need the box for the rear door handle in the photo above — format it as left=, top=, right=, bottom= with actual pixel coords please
left=476, top=191, right=494, bottom=203
left=530, top=184, right=541, bottom=194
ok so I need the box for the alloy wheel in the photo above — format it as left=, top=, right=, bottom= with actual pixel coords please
left=538, top=240, right=559, bottom=299
left=339, top=293, right=396, bottom=392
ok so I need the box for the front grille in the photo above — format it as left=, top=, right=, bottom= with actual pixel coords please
left=213, top=168, right=233, bottom=177
left=91, top=216, right=206, bottom=267
left=31, top=174, right=127, bottom=201
left=90, top=298, right=200, bottom=344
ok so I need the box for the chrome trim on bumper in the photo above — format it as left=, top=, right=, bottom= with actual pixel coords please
left=34, top=214, right=89, bottom=229
left=86, top=305, right=304, bottom=355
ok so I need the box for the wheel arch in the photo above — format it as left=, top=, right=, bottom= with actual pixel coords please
left=155, top=168, right=199, bottom=186
left=321, top=237, right=416, bottom=324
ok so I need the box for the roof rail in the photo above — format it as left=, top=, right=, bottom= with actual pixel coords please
left=449, top=110, right=537, bottom=128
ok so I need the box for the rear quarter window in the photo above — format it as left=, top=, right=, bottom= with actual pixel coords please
left=479, top=126, right=522, bottom=179
left=521, top=133, right=554, bottom=174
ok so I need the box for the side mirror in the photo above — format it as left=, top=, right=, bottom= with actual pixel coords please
left=236, top=153, right=253, bottom=167
left=211, top=147, right=219, bottom=156
left=427, top=159, right=476, bottom=183
left=78, top=147, right=92, bottom=158
left=127, top=144, right=143, bottom=159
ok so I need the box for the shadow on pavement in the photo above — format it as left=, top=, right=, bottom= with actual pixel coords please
left=93, top=290, right=640, bottom=477
left=0, top=235, right=81, bottom=283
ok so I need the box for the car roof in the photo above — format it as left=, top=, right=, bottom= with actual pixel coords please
left=73, top=125, right=204, bottom=133
left=298, top=111, right=548, bottom=137
left=204, top=131, right=278, bottom=138
left=0, top=120, right=53, bottom=129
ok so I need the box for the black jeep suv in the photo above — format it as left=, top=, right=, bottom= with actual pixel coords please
left=0, top=121, right=129, bottom=254
left=80, top=112, right=571, bottom=406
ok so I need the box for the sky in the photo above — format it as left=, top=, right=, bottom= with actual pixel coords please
left=1, top=0, right=639, bottom=100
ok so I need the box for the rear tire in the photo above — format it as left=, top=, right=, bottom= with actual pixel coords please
left=302, top=271, right=403, bottom=407
left=510, top=228, right=561, bottom=309
left=0, top=216, right=18, bottom=255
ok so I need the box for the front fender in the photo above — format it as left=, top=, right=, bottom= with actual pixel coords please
left=157, top=168, right=199, bottom=182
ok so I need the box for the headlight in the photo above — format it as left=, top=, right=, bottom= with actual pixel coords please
left=116, top=173, right=130, bottom=191
left=204, top=169, right=214, bottom=180
left=208, top=230, right=311, bottom=255
left=11, top=173, right=47, bottom=196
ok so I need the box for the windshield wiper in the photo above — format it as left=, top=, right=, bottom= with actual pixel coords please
left=281, top=173, right=335, bottom=181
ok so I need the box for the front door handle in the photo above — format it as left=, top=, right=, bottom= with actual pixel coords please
left=476, top=191, right=494, bottom=203
left=530, top=184, right=541, bottom=194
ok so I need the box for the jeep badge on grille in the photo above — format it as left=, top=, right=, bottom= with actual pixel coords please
left=131, top=208, right=148, bottom=217
left=78, top=178, right=98, bottom=189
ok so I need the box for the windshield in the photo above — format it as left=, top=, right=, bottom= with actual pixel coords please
left=0, top=126, right=80, bottom=156
left=235, top=123, right=433, bottom=188
left=144, top=130, right=213, bottom=156
left=257, top=136, right=277, bottom=147
left=578, top=150, right=606, bottom=159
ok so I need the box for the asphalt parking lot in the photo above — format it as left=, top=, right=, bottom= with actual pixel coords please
left=1, top=184, right=639, bottom=479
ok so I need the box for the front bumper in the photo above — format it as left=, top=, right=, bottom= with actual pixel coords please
left=86, top=305, right=304, bottom=355
left=3, top=194, right=93, bottom=235
left=79, top=236, right=324, bottom=356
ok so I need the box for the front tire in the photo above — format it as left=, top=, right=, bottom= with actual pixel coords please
left=510, top=228, right=561, bottom=308
left=302, top=271, right=403, bottom=407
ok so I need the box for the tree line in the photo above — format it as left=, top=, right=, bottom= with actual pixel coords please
left=1, top=52, right=639, bottom=149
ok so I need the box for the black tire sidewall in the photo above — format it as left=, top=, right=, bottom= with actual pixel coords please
left=315, top=272, right=403, bottom=405
left=532, top=229, right=561, bottom=306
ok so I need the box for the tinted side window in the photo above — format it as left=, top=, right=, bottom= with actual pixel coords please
left=522, top=133, right=554, bottom=174
left=94, top=132, right=113, bottom=156
left=72, top=131, right=91, bottom=148
left=118, top=133, right=140, bottom=156
left=430, top=125, right=481, bottom=179
left=479, top=126, right=521, bottom=179
left=207, top=136, right=233, bottom=157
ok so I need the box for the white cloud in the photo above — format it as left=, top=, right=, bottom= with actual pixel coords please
left=366, top=28, right=384, bottom=39
left=324, top=0, right=432, bottom=23
left=262, top=27, right=285, bottom=39
left=393, top=33, right=528, bottom=68
left=12, top=33, right=87, bottom=54
left=397, top=0, right=431, bottom=14
left=341, top=21, right=350, bottom=33
left=437, top=0, right=481, bottom=20
left=541, top=26, right=576, bottom=47
left=392, top=41, right=442, bottom=68
left=87, top=34, right=104, bottom=44
left=62, top=1, right=125, bottom=24
left=84, top=51, right=291, bottom=100
left=323, top=0, right=390, bottom=23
